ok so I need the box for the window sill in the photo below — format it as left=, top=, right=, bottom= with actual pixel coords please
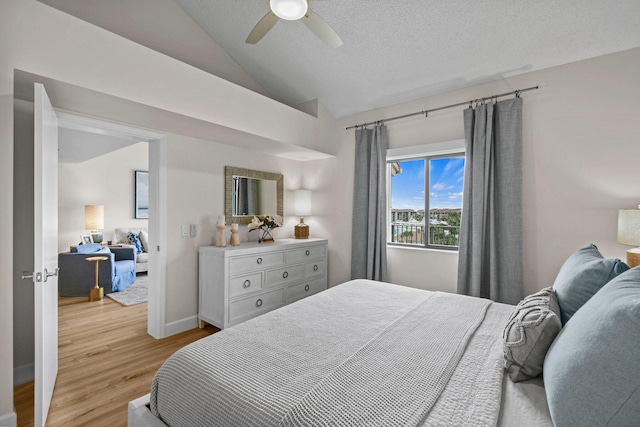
left=387, top=244, right=458, bottom=254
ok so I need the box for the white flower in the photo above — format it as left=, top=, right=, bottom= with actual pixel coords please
left=271, top=215, right=284, bottom=227
left=247, top=216, right=263, bottom=230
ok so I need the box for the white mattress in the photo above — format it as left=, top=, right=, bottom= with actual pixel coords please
left=499, top=376, right=553, bottom=426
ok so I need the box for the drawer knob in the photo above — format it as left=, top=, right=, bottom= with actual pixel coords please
left=305, top=250, right=310, bottom=256
left=305, top=284, right=310, bottom=292
left=257, top=257, right=263, bottom=264
left=243, top=280, right=251, bottom=288
left=313, top=264, right=319, bottom=271
left=283, top=271, right=289, bottom=279
left=256, top=298, right=263, bottom=307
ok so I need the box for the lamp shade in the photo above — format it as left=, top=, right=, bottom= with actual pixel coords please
left=293, top=189, right=312, bottom=216
left=270, top=0, right=308, bottom=20
left=85, top=205, right=104, bottom=230
left=618, top=208, right=640, bottom=268
left=618, top=209, right=640, bottom=246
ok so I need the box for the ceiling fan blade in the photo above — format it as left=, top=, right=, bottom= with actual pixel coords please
left=302, top=9, right=343, bottom=48
left=246, top=11, right=279, bottom=44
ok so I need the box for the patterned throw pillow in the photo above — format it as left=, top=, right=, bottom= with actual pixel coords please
left=503, top=287, right=562, bottom=382
left=127, top=232, right=143, bottom=254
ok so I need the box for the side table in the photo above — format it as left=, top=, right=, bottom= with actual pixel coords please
left=86, top=256, right=108, bottom=301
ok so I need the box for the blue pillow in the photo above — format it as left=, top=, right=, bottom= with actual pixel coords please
left=127, top=232, right=143, bottom=254
left=72, top=243, right=102, bottom=254
left=552, top=244, right=628, bottom=325
left=544, top=267, right=640, bottom=427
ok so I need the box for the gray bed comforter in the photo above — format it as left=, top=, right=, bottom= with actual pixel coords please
left=151, top=279, right=513, bottom=427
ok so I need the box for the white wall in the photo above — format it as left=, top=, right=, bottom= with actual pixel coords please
left=162, top=133, right=308, bottom=325
left=1, top=93, right=17, bottom=425
left=58, top=143, right=149, bottom=252
left=328, top=47, right=640, bottom=298
left=37, top=0, right=270, bottom=98
left=13, top=100, right=35, bottom=388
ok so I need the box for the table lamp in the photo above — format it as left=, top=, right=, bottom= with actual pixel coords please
left=85, top=204, right=104, bottom=244
left=293, top=189, right=311, bottom=239
left=617, top=207, right=640, bottom=268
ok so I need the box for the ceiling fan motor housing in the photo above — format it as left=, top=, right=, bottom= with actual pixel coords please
left=270, top=0, right=308, bottom=20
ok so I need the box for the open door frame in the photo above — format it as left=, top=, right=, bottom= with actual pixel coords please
left=56, top=111, right=168, bottom=338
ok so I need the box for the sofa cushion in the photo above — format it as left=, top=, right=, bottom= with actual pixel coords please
left=72, top=243, right=102, bottom=254
left=503, top=287, right=562, bottom=382
left=544, top=267, right=640, bottom=427
left=114, top=260, right=136, bottom=276
left=137, top=252, right=149, bottom=263
left=552, top=244, right=628, bottom=325
left=139, top=230, right=149, bottom=253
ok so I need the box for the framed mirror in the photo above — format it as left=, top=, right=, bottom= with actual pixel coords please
left=225, top=166, right=283, bottom=224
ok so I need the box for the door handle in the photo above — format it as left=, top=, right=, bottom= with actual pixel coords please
left=21, top=267, right=59, bottom=283
left=44, top=267, right=59, bottom=282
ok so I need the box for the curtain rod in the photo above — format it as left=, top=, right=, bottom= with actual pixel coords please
left=345, top=85, right=540, bottom=130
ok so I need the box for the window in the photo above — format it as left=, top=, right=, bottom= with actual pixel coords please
left=388, top=152, right=465, bottom=249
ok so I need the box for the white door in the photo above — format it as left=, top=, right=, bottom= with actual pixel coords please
left=32, top=82, right=59, bottom=426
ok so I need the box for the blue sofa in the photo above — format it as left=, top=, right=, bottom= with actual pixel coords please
left=58, top=243, right=136, bottom=297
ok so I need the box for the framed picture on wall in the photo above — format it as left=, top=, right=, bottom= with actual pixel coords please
left=135, top=170, right=149, bottom=219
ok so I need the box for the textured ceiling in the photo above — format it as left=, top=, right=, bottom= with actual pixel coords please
left=175, top=0, right=640, bottom=117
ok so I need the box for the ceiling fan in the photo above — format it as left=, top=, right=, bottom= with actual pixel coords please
left=246, top=0, right=343, bottom=48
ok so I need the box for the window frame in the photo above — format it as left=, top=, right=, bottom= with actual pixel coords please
left=387, top=141, right=465, bottom=251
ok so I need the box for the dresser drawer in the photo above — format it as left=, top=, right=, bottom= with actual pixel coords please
left=287, top=245, right=326, bottom=263
left=229, top=252, right=284, bottom=274
left=265, top=264, right=305, bottom=287
left=228, top=288, right=284, bottom=323
left=285, top=277, right=327, bottom=303
left=304, top=260, right=326, bottom=278
left=229, top=273, right=262, bottom=297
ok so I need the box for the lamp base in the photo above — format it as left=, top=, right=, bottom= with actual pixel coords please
left=294, top=223, right=309, bottom=239
left=627, top=248, right=640, bottom=268
left=90, top=231, right=103, bottom=244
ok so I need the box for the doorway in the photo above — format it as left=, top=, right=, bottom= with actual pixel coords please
left=56, top=111, right=167, bottom=339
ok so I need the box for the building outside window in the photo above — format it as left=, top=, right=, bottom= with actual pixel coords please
left=388, top=153, right=465, bottom=249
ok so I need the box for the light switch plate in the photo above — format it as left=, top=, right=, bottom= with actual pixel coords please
left=181, top=225, right=189, bottom=237
left=190, top=224, right=197, bottom=237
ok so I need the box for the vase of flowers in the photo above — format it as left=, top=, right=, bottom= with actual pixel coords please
left=248, top=215, right=283, bottom=243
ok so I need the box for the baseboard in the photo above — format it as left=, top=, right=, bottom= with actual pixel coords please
left=163, top=315, right=198, bottom=337
left=13, top=363, right=34, bottom=386
left=0, top=410, right=17, bottom=426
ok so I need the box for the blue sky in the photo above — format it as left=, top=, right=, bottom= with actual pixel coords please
left=391, top=157, right=465, bottom=211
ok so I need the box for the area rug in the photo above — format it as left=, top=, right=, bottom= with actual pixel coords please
left=107, top=274, right=148, bottom=306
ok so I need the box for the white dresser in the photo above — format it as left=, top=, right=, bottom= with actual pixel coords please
left=198, top=238, right=328, bottom=329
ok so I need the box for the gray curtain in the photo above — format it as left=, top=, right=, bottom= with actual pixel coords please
left=457, top=97, right=524, bottom=305
left=351, top=125, right=388, bottom=282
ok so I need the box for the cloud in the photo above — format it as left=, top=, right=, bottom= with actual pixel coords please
left=432, top=182, right=446, bottom=191
left=448, top=192, right=463, bottom=199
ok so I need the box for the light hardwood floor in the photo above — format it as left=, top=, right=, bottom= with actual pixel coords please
left=14, top=293, right=218, bottom=426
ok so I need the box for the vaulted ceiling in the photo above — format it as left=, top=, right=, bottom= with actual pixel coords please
left=38, top=0, right=640, bottom=120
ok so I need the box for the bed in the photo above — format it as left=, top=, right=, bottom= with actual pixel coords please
left=129, top=244, right=640, bottom=427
